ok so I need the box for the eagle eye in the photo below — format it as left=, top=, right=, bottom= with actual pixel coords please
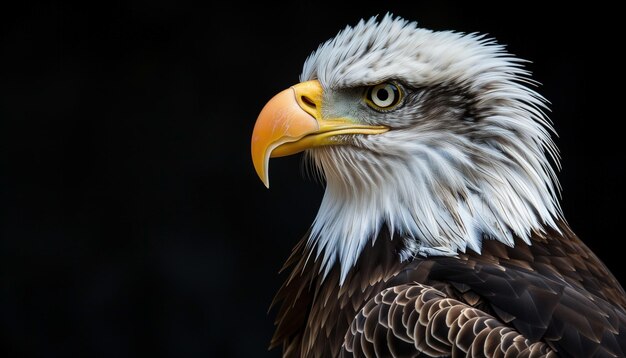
left=365, top=82, right=402, bottom=111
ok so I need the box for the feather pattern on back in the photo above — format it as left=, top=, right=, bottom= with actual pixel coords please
left=271, top=224, right=626, bottom=357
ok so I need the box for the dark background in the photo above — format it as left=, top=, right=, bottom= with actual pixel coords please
left=1, top=2, right=623, bottom=357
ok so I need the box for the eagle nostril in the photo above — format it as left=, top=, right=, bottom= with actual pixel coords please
left=300, top=95, right=317, bottom=112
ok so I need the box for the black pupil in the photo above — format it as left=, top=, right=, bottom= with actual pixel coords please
left=376, top=88, right=389, bottom=101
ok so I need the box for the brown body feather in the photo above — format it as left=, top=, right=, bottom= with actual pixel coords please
left=270, top=222, right=626, bottom=357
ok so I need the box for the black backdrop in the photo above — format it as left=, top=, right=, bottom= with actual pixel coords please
left=2, top=2, right=624, bottom=357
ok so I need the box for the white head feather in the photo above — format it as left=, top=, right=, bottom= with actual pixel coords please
left=299, top=14, right=562, bottom=283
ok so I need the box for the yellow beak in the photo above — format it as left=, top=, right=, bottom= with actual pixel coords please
left=250, top=80, right=388, bottom=187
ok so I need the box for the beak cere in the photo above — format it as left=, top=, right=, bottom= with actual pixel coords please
left=250, top=80, right=388, bottom=188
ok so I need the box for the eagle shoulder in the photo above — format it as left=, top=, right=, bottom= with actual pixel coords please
left=271, top=224, right=626, bottom=357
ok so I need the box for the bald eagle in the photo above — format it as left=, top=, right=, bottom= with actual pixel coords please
left=251, top=15, right=626, bottom=357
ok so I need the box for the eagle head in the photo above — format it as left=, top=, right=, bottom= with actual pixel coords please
left=251, top=14, right=562, bottom=282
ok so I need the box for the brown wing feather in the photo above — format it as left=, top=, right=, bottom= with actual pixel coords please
left=342, top=283, right=557, bottom=357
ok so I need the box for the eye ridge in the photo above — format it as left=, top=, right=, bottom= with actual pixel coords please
left=365, top=82, right=403, bottom=111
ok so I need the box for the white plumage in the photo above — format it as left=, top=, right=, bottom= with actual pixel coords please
left=301, top=14, right=562, bottom=282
